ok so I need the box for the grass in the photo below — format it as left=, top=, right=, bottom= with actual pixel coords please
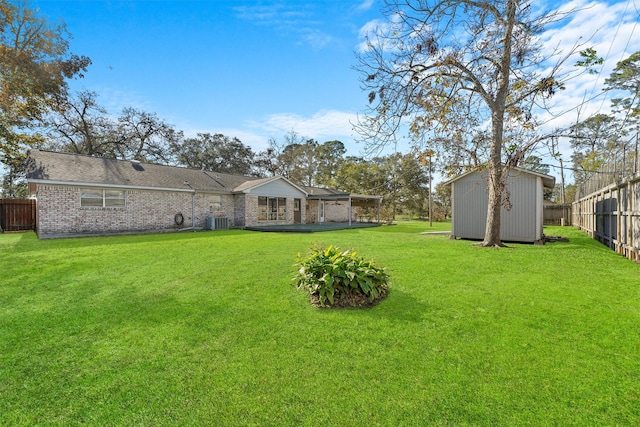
left=1, top=221, right=639, bottom=426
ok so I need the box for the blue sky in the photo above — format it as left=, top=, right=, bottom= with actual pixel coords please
left=33, top=0, right=379, bottom=152
left=30, top=0, right=640, bottom=180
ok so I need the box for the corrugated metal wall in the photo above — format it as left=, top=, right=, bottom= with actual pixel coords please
left=451, top=170, right=543, bottom=243
left=451, top=174, right=487, bottom=240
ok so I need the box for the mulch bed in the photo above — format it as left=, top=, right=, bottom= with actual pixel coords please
left=308, top=289, right=389, bottom=308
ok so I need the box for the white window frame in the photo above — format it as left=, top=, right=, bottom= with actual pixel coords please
left=208, top=195, right=222, bottom=213
left=258, top=196, right=286, bottom=221
left=81, top=188, right=126, bottom=208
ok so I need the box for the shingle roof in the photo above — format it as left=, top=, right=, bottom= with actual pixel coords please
left=26, top=149, right=262, bottom=193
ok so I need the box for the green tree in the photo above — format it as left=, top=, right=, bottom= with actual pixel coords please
left=280, top=138, right=319, bottom=186
left=253, top=138, right=284, bottom=177
left=569, top=114, right=619, bottom=185
left=0, top=0, right=90, bottom=167
left=333, top=153, right=429, bottom=221
left=433, top=182, right=451, bottom=221
left=605, top=51, right=640, bottom=129
left=274, top=131, right=346, bottom=187
left=315, top=140, right=346, bottom=187
left=332, top=156, right=379, bottom=193
left=172, top=133, right=255, bottom=175
left=355, top=0, right=578, bottom=246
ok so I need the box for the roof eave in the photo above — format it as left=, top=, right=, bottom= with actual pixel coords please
left=27, top=179, right=197, bottom=193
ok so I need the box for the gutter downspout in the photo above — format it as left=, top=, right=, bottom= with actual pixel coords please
left=179, top=181, right=197, bottom=231
left=191, top=190, right=196, bottom=228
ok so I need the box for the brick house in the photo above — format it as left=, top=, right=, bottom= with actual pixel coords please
left=26, top=150, right=381, bottom=238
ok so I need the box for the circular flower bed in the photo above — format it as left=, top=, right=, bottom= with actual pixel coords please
left=293, top=245, right=389, bottom=308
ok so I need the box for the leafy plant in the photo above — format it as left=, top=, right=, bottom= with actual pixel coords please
left=293, top=245, right=389, bottom=307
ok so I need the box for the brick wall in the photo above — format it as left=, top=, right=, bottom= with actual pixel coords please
left=35, top=184, right=235, bottom=238
left=323, top=200, right=351, bottom=222
left=305, top=199, right=352, bottom=223
left=244, top=194, right=259, bottom=226
left=243, top=195, right=301, bottom=227
left=234, top=194, right=246, bottom=227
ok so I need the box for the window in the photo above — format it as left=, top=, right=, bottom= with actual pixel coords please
left=258, top=196, right=286, bottom=221
left=81, top=189, right=126, bottom=208
left=277, top=197, right=286, bottom=220
left=208, top=195, right=222, bottom=212
left=258, top=196, right=268, bottom=220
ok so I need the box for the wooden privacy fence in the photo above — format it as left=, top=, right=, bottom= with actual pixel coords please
left=0, top=199, right=37, bottom=232
left=543, top=204, right=572, bottom=226
left=572, top=175, right=640, bottom=262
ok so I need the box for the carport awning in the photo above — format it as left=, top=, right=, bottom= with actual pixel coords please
left=306, top=193, right=382, bottom=203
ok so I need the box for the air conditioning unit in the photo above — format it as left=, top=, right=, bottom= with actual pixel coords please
left=206, top=216, right=230, bottom=230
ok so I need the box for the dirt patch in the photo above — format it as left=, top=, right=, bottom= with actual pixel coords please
left=309, top=289, right=389, bottom=309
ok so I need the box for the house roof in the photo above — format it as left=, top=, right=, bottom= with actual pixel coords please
left=234, top=176, right=308, bottom=195
left=26, top=150, right=381, bottom=199
left=303, top=186, right=350, bottom=197
left=444, top=166, right=556, bottom=189
left=26, top=149, right=264, bottom=193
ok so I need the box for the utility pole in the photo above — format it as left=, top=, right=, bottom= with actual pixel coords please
left=428, top=152, right=433, bottom=227
left=552, top=136, right=566, bottom=226
left=418, top=149, right=435, bottom=227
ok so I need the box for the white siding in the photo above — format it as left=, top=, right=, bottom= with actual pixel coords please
left=451, top=170, right=544, bottom=243
left=245, top=179, right=306, bottom=198
left=451, top=174, right=487, bottom=240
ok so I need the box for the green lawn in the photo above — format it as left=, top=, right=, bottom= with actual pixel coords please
left=1, top=222, right=638, bottom=426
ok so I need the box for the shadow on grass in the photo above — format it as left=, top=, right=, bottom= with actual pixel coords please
left=4, top=229, right=242, bottom=253
left=323, top=288, right=429, bottom=324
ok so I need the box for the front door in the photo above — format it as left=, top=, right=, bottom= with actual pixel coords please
left=294, top=199, right=301, bottom=224
left=318, top=201, right=325, bottom=223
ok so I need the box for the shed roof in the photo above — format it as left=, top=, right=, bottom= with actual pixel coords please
left=444, top=166, right=556, bottom=189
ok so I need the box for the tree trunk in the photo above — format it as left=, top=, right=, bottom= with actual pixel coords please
left=482, top=118, right=505, bottom=247
left=480, top=0, right=517, bottom=248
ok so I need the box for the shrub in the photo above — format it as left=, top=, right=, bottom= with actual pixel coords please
left=293, top=245, right=389, bottom=308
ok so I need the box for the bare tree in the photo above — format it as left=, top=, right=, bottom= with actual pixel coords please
left=115, top=107, right=181, bottom=163
left=46, top=90, right=116, bottom=156
left=355, top=0, right=581, bottom=246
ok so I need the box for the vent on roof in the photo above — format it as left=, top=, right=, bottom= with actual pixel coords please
left=130, top=159, right=144, bottom=171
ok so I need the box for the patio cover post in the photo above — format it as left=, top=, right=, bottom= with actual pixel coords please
left=377, top=198, right=381, bottom=224
left=348, top=196, right=352, bottom=226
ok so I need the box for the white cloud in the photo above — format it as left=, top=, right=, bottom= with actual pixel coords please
left=249, top=110, right=358, bottom=141
left=177, top=126, right=272, bottom=151
left=177, top=110, right=361, bottom=154
left=356, top=0, right=376, bottom=12
left=300, top=28, right=334, bottom=49
left=529, top=0, right=640, bottom=175
left=538, top=1, right=640, bottom=128
left=233, top=2, right=334, bottom=50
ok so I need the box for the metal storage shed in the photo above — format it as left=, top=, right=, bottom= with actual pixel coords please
left=445, top=167, right=555, bottom=243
